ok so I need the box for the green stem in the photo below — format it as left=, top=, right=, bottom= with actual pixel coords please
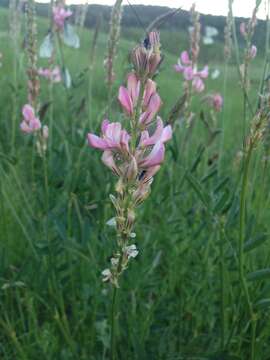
left=219, top=225, right=226, bottom=350
left=110, top=286, right=118, bottom=360
left=239, top=143, right=256, bottom=359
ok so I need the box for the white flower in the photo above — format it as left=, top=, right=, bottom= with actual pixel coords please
left=111, top=257, right=119, bottom=267
left=124, top=244, right=139, bottom=259
left=101, top=269, right=112, bottom=282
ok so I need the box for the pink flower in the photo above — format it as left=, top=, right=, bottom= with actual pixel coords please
left=174, top=51, right=208, bottom=93
left=53, top=5, right=72, bottom=30
left=181, top=51, right=192, bottom=65
left=119, top=73, right=161, bottom=125
left=101, top=150, right=120, bottom=175
left=38, top=66, right=61, bottom=83
left=139, top=117, right=172, bottom=147
left=248, top=45, right=257, bottom=59
left=118, top=73, right=140, bottom=115
left=174, top=51, right=192, bottom=73
left=192, top=77, right=205, bottom=93
left=196, top=65, right=209, bottom=79
left=139, top=141, right=165, bottom=168
left=139, top=93, right=162, bottom=126
left=20, top=104, right=41, bottom=133
left=208, top=93, right=223, bottom=112
left=87, top=120, right=130, bottom=153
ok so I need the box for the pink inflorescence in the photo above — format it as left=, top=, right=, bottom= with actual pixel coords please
left=174, top=50, right=208, bottom=93
left=20, top=104, right=41, bottom=133
left=53, top=5, right=72, bottom=31
left=38, top=66, right=62, bottom=83
left=208, top=93, right=223, bottom=112
left=88, top=72, right=171, bottom=182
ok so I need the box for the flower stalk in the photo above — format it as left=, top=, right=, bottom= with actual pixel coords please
left=87, top=31, right=171, bottom=358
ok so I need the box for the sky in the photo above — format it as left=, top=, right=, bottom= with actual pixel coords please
left=58, top=0, right=268, bottom=19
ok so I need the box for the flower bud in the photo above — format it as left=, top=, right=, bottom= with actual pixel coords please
left=125, top=156, right=138, bottom=182
left=127, top=208, right=136, bottom=227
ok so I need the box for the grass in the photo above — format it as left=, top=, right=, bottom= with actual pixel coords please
left=1, top=4, right=270, bottom=360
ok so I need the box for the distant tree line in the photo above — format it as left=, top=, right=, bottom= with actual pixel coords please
left=0, top=0, right=267, bottom=50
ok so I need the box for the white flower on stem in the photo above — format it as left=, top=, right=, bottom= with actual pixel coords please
left=101, top=269, right=112, bottom=282
left=124, top=244, right=139, bottom=259
left=111, top=257, right=119, bottom=267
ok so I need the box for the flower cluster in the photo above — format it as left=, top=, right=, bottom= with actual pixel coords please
left=38, top=66, right=61, bottom=83
left=20, top=104, right=41, bottom=133
left=20, top=104, right=49, bottom=148
left=53, top=4, right=72, bottom=31
left=174, top=50, right=208, bottom=93
left=87, top=31, right=172, bottom=286
left=206, top=93, right=223, bottom=112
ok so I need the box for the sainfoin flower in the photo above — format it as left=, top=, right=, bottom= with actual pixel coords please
left=20, top=104, right=41, bottom=133
left=87, top=32, right=172, bottom=286
left=118, top=73, right=162, bottom=123
left=207, top=93, right=223, bottom=112
left=53, top=5, right=72, bottom=30
left=174, top=51, right=208, bottom=93
left=38, top=66, right=61, bottom=83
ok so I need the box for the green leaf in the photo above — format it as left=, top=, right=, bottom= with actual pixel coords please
left=255, top=298, right=270, bottom=309
left=185, top=172, right=211, bottom=208
left=244, top=234, right=268, bottom=253
left=213, top=189, right=230, bottom=214
left=247, top=268, right=270, bottom=281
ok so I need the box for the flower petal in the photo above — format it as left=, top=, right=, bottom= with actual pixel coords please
left=87, top=133, right=108, bottom=150
left=118, top=86, right=133, bottom=115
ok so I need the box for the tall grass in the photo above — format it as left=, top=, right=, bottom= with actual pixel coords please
left=0, top=1, right=270, bottom=359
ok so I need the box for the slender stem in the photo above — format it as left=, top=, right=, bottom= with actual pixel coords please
left=110, top=286, right=118, bottom=360
left=219, top=225, right=226, bottom=350
left=239, top=143, right=256, bottom=359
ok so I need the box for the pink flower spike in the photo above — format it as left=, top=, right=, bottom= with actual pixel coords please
left=192, top=77, right=205, bottom=93
left=20, top=104, right=41, bottom=133
left=118, top=86, right=133, bottom=115
left=181, top=51, right=191, bottom=65
left=53, top=6, right=72, bottom=30
left=140, top=141, right=165, bottom=168
left=22, top=104, right=36, bottom=122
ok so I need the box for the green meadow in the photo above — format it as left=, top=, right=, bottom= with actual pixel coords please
left=0, top=4, right=270, bottom=359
